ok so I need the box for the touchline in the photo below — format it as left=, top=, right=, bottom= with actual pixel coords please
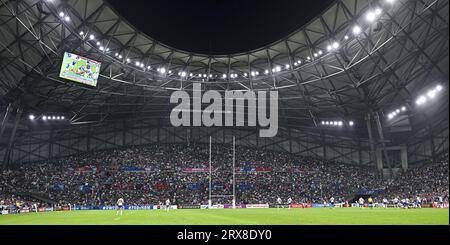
left=170, top=83, right=279, bottom=138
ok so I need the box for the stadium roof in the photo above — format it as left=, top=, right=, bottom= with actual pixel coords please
left=0, top=0, right=448, bottom=134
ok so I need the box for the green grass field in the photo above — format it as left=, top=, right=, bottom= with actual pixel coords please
left=0, top=208, right=448, bottom=225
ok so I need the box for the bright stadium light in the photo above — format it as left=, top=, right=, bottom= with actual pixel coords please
left=89, top=34, right=95, bottom=40
left=386, top=0, right=396, bottom=4
left=366, top=11, right=377, bottom=22
left=285, top=64, right=290, bottom=69
left=265, top=69, right=269, bottom=75
left=401, top=106, right=407, bottom=112
left=29, top=115, right=36, bottom=121
left=318, top=50, right=323, bottom=55
left=436, top=85, right=443, bottom=92
left=64, top=16, right=70, bottom=22
left=375, top=8, right=383, bottom=16
left=344, top=35, right=349, bottom=40
left=42, top=116, right=47, bottom=121
left=79, top=31, right=84, bottom=36
left=61, top=116, right=65, bottom=120
left=427, top=89, right=437, bottom=99
left=275, top=66, right=282, bottom=72
left=416, top=96, right=427, bottom=105
left=160, top=67, right=166, bottom=74
left=59, top=12, right=65, bottom=17
left=332, top=42, right=340, bottom=49
left=349, top=121, right=355, bottom=127
left=353, top=26, right=362, bottom=35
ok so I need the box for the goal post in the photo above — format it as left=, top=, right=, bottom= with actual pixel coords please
left=208, top=136, right=237, bottom=209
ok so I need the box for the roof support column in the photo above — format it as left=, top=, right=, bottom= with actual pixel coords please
left=3, top=107, right=22, bottom=166
left=0, top=104, right=13, bottom=141
left=366, top=113, right=377, bottom=169
left=374, top=112, right=394, bottom=178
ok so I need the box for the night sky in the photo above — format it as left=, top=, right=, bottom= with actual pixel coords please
left=106, top=0, right=336, bottom=55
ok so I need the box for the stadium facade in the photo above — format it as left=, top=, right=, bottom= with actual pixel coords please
left=0, top=0, right=448, bottom=179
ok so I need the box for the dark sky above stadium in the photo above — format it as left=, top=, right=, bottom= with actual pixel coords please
left=106, top=0, right=336, bottom=55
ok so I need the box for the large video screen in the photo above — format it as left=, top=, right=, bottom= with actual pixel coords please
left=59, top=52, right=101, bottom=87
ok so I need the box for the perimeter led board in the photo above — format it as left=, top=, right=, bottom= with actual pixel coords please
left=59, top=52, right=101, bottom=87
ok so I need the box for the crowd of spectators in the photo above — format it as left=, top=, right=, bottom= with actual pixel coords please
left=0, top=144, right=448, bottom=208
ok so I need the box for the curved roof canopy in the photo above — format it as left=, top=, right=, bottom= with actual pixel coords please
left=106, top=0, right=336, bottom=55
left=0, top=0, right=448, bottom=133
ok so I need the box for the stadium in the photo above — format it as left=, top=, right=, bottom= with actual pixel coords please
left=0, top=0, right=449, bottom=227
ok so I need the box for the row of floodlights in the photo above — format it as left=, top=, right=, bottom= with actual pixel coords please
left=29, top=115, right=66, bottom=121
left=388, top=106, right=407, bottom=120
left=387, top=84, right=444, bottom=120
left=416, top=85, right=444, bottom=106
left=67, top=0, right=398, bottom=81
left=321, top=121, right=355, bottom=127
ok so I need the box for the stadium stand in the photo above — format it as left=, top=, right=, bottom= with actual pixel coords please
left=1, top=145, right=448, bottom=211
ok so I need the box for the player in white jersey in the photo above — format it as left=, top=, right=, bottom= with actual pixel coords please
left=116, top=198, right=124, bottom=215
left=415, top=196, right=422, bottom=209
left=287, top=198, right=293, bottom=208
left=382, top=198, right=389, bottom=208
left=276, top=197, right=282, bottom=209
left=165, top=199, right=171, bottom=212
left=393, top=197, right=400, bottom=208
left=358, top=197, right=365, bottom=208
left=330, top=197, right=335, bottom=208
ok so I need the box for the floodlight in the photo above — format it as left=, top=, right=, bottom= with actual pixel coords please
left=353, top=26, right=362, bottom=35
left=332, top=42, right=340, bottom=49
left=29, top=115, right=35, bottom=120
left=427, top=90, right=437, bottom=99
left=366, top=11, right=376, bottom=22
left=375, top=8, right=383, bottom=16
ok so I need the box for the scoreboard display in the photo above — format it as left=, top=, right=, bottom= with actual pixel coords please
left=59, top=52, right=101, bottom=87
